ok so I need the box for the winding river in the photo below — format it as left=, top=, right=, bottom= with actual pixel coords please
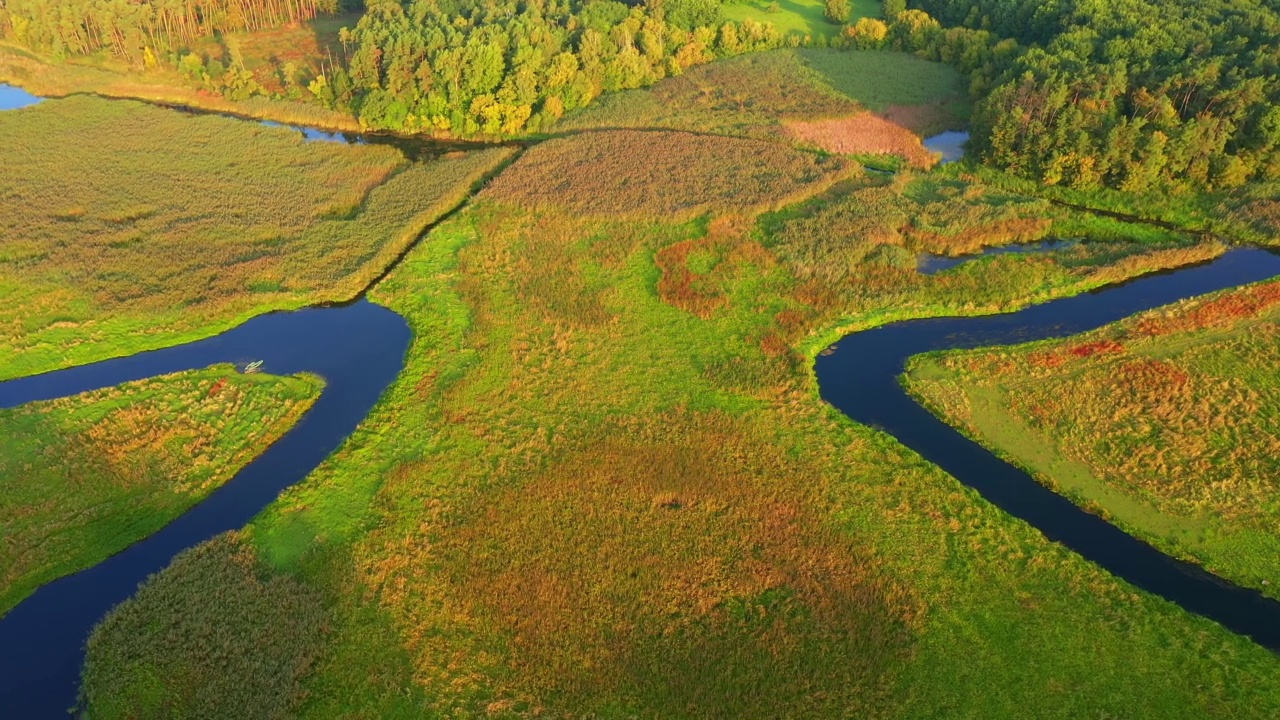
left=816, top=247, right=1280, bottom=651
left=2, top=89, right=1279, bottom=714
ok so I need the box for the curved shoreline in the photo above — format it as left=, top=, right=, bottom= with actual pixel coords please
left=0, top=299, right=412, bottom=717
left=815, top=247, right=1280, bottom=651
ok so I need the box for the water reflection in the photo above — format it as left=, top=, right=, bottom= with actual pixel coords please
left=924, top=130, right=969, bottom=164
left=259, top=119, right=363, bottom=144
left=918, top=239, right=1078, bottom=275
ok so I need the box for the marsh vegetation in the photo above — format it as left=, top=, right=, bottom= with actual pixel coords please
left=78, top=73, right=1280, bottom=716
left=0, top=4, right=1276, bottom=716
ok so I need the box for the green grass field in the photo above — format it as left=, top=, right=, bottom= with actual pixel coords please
left=77, top=52, right=1280, bottom=716
left=722, top=0, right=881, bottom=37
left=906, top=279, right=1280, bottom=599
left=0, top=367, right=321, bottom=616
left=0, top=93, right=514, bottom=380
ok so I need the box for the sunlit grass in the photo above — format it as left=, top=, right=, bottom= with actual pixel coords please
left=75, top=55, right=1280, bottom=719
left=557, top=48, right=965, bottom=144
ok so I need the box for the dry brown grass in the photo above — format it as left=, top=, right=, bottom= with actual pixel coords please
left=483, top=130, right=857, bottom=220
left=784, top=112, right=938, bottom=168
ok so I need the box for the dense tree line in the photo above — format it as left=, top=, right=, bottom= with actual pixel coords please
left=0, top=0, right=336, bottom=60
left=909, top=0, right=1280, bottom=191
left=338, top=0, right=790, bottom=134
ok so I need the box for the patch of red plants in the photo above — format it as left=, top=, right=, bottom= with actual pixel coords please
left=1030, top=339, right=1123, bottom=368
left=655, top=239, right=726, bottom=318
left=208, top=378, right=228, bottom=397
left=1124, top=358, right=1191, bottom=392
left=1068, top=339, right=1125, bottom=358
left=1136, top=282, right=1280, bottom=337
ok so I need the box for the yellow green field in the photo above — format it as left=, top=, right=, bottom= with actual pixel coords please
left=78, top=57, right=1280, bottom=717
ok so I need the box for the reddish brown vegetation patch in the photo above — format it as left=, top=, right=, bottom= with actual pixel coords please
left=784, top=113, right=935, bottom=168
left=419, top=416, right=921, bottom=716
left=207, top=377, right=228, bottom=396
left=1069, top=340, right=1125, bottom=358
left=1136, top=281, right=1280, bottom=336
left=484, top=130, right=854, bottom=219
left=879, top=103, right=955, bottom=135
left=656, top=239, right=729, bottom=317
left=656, top=236, right=776, bottom=319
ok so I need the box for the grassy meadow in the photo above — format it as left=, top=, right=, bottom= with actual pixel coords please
left=0, top=93, right=514, bottom=379
left=78, top=52, right=1280, bottom=716
left=906, top=279, right=1280, bottom=598
left=0, top=366, right=321, bottom=616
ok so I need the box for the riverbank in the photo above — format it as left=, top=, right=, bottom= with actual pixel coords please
left=0, top=42, right=362, bottom=134
left=904, top=276, right=1280, bottom=600
left=0, top=91, right=515, bottom=381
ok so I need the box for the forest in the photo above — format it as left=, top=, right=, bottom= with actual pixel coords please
left=913, top=0, right=1280, bottom=191
left=0, top=0, right=338, bottom=59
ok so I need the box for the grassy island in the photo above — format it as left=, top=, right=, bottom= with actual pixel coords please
left=0, top=366, right=322, bottom=616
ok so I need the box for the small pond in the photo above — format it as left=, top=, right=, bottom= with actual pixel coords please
left=924, top=130, right=969, bottom=164
left=260, top=119, right=364, bottom=144
left=0, top=83, right=42, bottom=111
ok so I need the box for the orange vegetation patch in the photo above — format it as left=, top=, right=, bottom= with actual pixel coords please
left=656, top=239, right=729, bottom=318
left=1135, top=280, right=1280, bottom=337
left=1069, top=339, right=1125, bottom=358
left=656, top=236, right=776, bottom=319
left=879, top=103, right=955, bottom=135
left=784, top=113, right=935, bottom=168
left=1030, top=339, right=1125, bottom=368
left=367, top=415, right=921, bottom=716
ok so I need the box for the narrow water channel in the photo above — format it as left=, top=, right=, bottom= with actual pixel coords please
left=0, top=300, right=411, bottom=717
left=816, top=247, right=1280, bottom=651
